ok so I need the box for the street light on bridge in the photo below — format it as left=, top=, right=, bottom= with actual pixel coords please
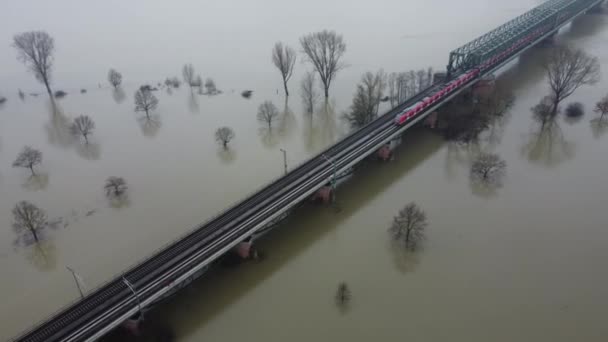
left=280, top=148, right=288, bottom=175
left=122, top=277, right=144, bottom=322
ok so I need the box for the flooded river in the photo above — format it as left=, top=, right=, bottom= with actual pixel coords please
left=1, top=0, right=608, bottom=340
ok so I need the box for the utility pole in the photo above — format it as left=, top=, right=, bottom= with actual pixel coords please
left=280, top=148, right=288, bottom=175
left=123, top=277, right=144, bottom=321
left=322, top=154, right=337, bottom=203
left=66, top=266, right=84, bottom=299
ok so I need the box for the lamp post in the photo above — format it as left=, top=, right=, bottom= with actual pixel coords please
left=66, top=266, right=84, bottom=299
left=280, top=148, right=288, bottom=175
left=123, top=277, right=144, bottom=321
left=322, top=154, right=337, bottom=203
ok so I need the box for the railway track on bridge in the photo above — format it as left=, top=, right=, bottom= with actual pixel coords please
left=13, top=0, right=604, bottom=340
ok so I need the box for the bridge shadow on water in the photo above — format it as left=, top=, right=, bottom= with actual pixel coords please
left=101, top=128, right=443, bottom=341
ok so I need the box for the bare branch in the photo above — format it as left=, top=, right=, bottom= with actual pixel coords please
left=257, top=101, right=279, bottom=129
left=12, top=201, right=47, bottom=243
left=134, top=89, right=159, bottom=119
left=272, top=42, right=297, bottom=97
left=107, top=69, right=122, bottom=88
left=70, top=115, right=95, bottom=144
left=215, top=126, right=235, bottom=148
left=13, top=146, right=43, bottom=176
left=300, top=30, right=346, bottom=99
left=13, top=31, right=55, bottom=98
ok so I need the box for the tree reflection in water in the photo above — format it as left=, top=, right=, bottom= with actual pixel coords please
left=22, top=172, right=49, bottom=191
left=216, top=146, right=236, bottom=164
left=590, top=118, right=608, bottom=139
left=112, top=87, right=126, bottom=104
left=137, top=114, right=162, bottom=138
left=522, top=118, right=574, bottom=167
left=25, top=240, right=57, bottom=272
left=389, top=239, right=422, bottom=274
left=278, top=99, right=297, bottom=140
left=45, top=101, right=75, bottom=149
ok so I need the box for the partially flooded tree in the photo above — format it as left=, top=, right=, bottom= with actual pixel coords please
left=196, top=75, right=204, bottom=94
left=390, top=202, right=427, bottom=250
left=18, top=89, right=25, bottom=100
left=215, top=126, right=235, bottom=148
left=343, top=70, right=386, bottom=129
left=272, top=42, right=296, bottom=97
left=104, top=176, right=128, bottom=198
left=545, top=46, right=600, bottom=115
left=182, top=64, right=196, bottom=90
left=205, top=78, right=218, bottom=95
left=134, top=89, right=159, bottom=119
left=470, top=153, right=506, bottom=182
left=300, top=71, right=318, bottom=114
left=70, top=115, right=95, bottom=143
left=12, top=201, right=47, bottom=243
left=565, top=102, right=584, bottom=118
left=335, top=282, right=352, bottom=310
left=257, top=101, right=279, bottom=129
left=300, top=30, right=346, bottom=99
left=107, top=69, right=122, bottom=89
left=13, top=146, right=42, bottom=176
left=13, top=31, right=55, bottom=98
left=594, top=95, right=608, bottom=121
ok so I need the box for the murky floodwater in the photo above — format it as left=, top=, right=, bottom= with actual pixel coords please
left=1, top=0, right=608, bottom=340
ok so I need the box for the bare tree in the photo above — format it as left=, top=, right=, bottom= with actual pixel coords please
left=183, top=64, right=196, bottom=90
left=594, top=95, right=608, bottom=121
left=343, top=70, right=385, bottom=129
left=70, top=115, right=95, bottom=143
left=300, top=71, right=318, bottom=114
left=13, top=31, right=55, bottom=98
left=390, top=202, right=427, bottom=250
left=12, top=201, right=47, bottom=243
left=545, top=46, right=600, bottom=115
left=300, top=30, right=346, bottom=99
left=335, top=282, right=351, bottom=309
left=272, top=42, right=296, bottom=97
left=531, top=96, right=556, bottom=129
left=134, top=89, right=158, bottom=119
left=196, top=75, right=204, bottom=94
left=104, top=176, right=128, bottom=198
left=13, top=146, right=43, bottom=176
left=215, top=126, right=235, bottom=148
left=107, top=69, right=122, bottom=89
left=257, top=101, right=279, bottom=129
left=205, top=78, right=218, bottom=95
left=471, top=153, right=506, bottom=182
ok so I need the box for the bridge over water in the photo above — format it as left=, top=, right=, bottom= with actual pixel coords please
left=13, top=0, right=604, bottom=341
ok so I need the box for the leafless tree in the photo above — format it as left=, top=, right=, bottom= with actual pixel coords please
left=545, top=46, right=600, bottom=115
left=70, top=115, right=95, bottom=143
left=390, top=202, right=427, bottom=250
left=471, top=153, right=506, bottom=182
left=182, top=63, right=196, bottom=90
left=13, top=146, right=42, bottom=176
left=107, top=69, right=122, bottom=89
left=13, top=31, right=55, bottom=98
left=12, top=201, right=47, bottom=243
left=531, top=96, right=556, bottom=129
left=257, top=101, right=279, bottom=129
left=335, top=282, right=351, bottom=310
left=164, top=77, right=181, bottom=88
left=594, top=94, right=608, bottom=121
left=215, top=126, right=235, bottom=148
left=343, top=70, right=386, bottom=129
left=134, top=89, right=158, bottom=119
left=205, top=78, right=218, bottom=95
left=300, top=30, right=346, bottom=99
left=272, top=42, right=296, bottom=97
left=104, top=176, right=128, bottom=198
left=300, top=71, right=318, bottom=114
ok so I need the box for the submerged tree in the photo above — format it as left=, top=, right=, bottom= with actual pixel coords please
left=107, top=69, right=122, bottom=89
left=215, top=126, right=235, bottom=149
left=13, top=31, right=55, bottom=98
left=470, top=153, right=506, bottom=182
left=70, top=115, right=95, bottom=143
left=390, top=202, right=427, bottom=250
left=134, top=89, right=159, bottom=119
left=205, top=78, right=218, bottom=95
left=300, top=71, right=318, bottom=114
left=182, top=63, right=196, bottom=90
left=104, top=176, right=128, bottom=198
left=13, top=146, right=43, bottom=176
left=272, top=42, right=296, bottom=97
left=343, top=70, right=386, bottom=129
left=335, top=282, right=352, bottom=310
left=257, top=101, right=279, bottom=129
left=594, top=95, right=608, bottom=121
left=544, top=46, right=599, bottom=115
left=300, top=30, right=346, bottom=99
left=12, top=201, right=47, bottom=243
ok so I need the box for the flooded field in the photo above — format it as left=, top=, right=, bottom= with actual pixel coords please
left=1, top=0, right=607, bottom=340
